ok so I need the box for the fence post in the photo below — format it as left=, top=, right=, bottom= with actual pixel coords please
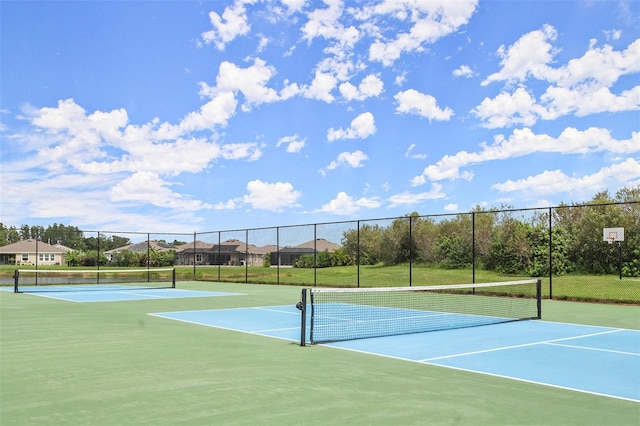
left=357, top=220, right=360, bottom=288
left=548, top=207, right=553, bottom=300
left=472, top=212, right=476, bottom=284
left=96, top=231, right=99, bottom=284
left=409, top=216, right=412, bottom=287
left=193, top=232, right=196, bottom=280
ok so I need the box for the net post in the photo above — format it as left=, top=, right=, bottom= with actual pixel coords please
left=14, top=269, right=19, bottom=293
left=536, top=279, right=542, bottom=319
left=297, top=288, right=307, bottom=346
left=172, top=268, right=176, bottom=288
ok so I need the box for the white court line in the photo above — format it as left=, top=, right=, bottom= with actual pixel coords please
left=255, top=326, right=301, bottom=333
left=253, top=306, right=299, bottom=315
left=420, top=328, right=627, bottom=362
left=544, top=342, right=640, bottom=356
left=15, top=292, right=84, bottom=303
left=148, top=312, right=298, bottom=343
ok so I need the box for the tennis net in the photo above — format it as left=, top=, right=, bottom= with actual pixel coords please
left=13, top=268, right=176, bottom=293
left=301, top=280, right=541, bottom=344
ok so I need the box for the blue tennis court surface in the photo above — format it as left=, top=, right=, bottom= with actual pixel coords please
left=151, top=305, right=640, bottom=402
left=1, top=285, right=243, bottom=302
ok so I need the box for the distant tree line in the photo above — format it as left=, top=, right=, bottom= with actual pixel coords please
left=337, top=188, right=639, bottom=277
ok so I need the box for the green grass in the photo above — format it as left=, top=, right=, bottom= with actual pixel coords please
left=183, top=264, right=640, bottom=304
left=1, top=281, right=638, bottom=425
left=2, top=264, right=638, bottom=304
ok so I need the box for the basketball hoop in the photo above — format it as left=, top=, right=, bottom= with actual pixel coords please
left=603, top=228, right=623, bottom=244
left=603, top=227, right=624, bottom=280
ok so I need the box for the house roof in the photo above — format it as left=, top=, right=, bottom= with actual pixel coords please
left=104, top=240, right=178, bottom=254
left=211, top=239, right=269, bottom=255
left=173, top=239, right=340, bottom=255
left=0, top=239, right=68, bottom=254
left=293, top=238, right=341, bottom=252
left=175, top=240, right=214, bottom=253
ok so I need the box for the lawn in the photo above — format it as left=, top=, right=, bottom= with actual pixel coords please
left=2, top=264, right=638, bottom=304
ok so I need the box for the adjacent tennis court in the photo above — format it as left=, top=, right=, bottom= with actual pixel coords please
left=151, top=303, right=640, bottom=402
left=4, top=267, right=244, bottom=302
left=0, top=284, right=243, bottom=302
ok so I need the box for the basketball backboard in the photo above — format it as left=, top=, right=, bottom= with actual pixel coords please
left=603, top=227, right=624, bottom=243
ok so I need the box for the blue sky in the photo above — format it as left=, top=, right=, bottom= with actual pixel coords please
left=1, top=0, right=639, bottom=234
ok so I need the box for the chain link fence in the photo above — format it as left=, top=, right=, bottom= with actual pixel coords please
left=4, top=202, right=637, bottom=303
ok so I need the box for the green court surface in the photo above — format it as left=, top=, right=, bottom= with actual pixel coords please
left=1, top=281, right=638, bottom=425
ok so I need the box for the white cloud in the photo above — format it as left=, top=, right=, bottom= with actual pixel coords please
left=453, top=65, right=474, bottom=78
left=474, top=84, right=640, bottom=129
left=277, top=135, right=305, bottom=153
left=339, top=74, right=384, bottom=101
left=541, top=85, right=640, bottom=118
left=301, top=0, right=360, bottom=48
left=213, top=199, right=240, bottom=210
left=395, top=89, right=454, bottom=121
left=111, top=171, right=212, bottom=210
left=198, top=59, right=281, bottom=111
left=604, top=29, right=622, bottom=41
left=444, top=203, right=458, bottom=212
left=477, top=28, right=640, bottom=127
left=200, top=0, right=252, bottom=50
left=302, top=70, right=338, bottom=102
left=327, top=112, right=376, bottom=141
left=472, top=87, right=544, bottom=128
left=243, top=179, right=301, bottom=211
left=219, top=142, right=263, bottom=161
left=179, top=91, right=238, bottom=133
left=8, top=97, right=268, bottom=226
left=550, top=39, right=640, bottom=88
left=405, top=144, right=427, bottom=160
left=281, top=0, right=305, bottom=14
left=492, top=158, right=640, bottom=196
left=326, top=150, right=368, bottom=171
left=482, top=24, right=558, bottom=86
left=386, top=183, right=446, bottom=207
left=319, top=191, right=382, bottom=215
left=413, top=127, right=640, bottom=184
left=395, top=72, right=408, bottom=86
left=366, top=0, right=478, bottom=66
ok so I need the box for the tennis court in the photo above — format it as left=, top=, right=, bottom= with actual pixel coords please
left=0, top=284, right=243, bottom=302
left=4, top=267, right=244, bottom=302
left=151, top=304, right=640, bottom=402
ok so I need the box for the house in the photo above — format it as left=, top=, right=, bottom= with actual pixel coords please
left=174, top=238, right=341, bottom=267
left=103, top=240, right=178, bottom=262
left=271, top=239, right=342, bottom=266
left=175, top=239, right=269, bottom=266
left=0, top=239, right=70, bottom=266
left=174, top=240, right=214, bottom=265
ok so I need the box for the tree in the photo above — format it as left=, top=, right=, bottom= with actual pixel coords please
left=0, top=224, right=20, bottom=246
left=342, top=223, right=385, bottom=265
left=411, top=216, right=439, bottom=264
left=434, top=213, right=473, bottom=269
left=486, top=211, right=533, bottom=274
left=65, top=250, right=81, bottom=267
